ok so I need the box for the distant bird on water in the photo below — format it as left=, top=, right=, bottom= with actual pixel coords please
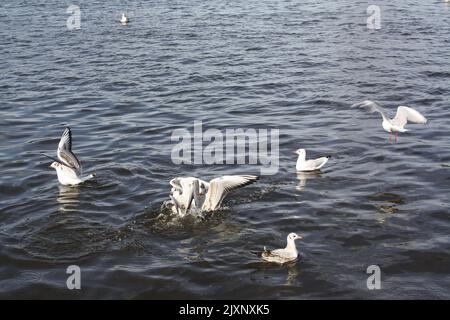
left=256, top=233, right=303, bottom=264
left=120, top=13, right=129, bottom=25
left=43, top=127, right=95, bottom=186
left=351, top=100, right=427, bottom=142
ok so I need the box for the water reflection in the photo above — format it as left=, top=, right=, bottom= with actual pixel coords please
left=56, top=185, right=80, bottom=213
left=285, top=261, right=301, bottom=286
left=367, top=192, right=406, bottom=223
left=296, top=171, right=323, bottom=191
left=246, top=259, right=300, bottom=286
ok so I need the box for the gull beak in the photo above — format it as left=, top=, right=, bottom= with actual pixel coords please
left=297, top=235, right=303, bottom=240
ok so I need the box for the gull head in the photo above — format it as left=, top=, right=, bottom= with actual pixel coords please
left=294, top=148, right=306, bottom=156
left=288, top=233, right=303, bottom=241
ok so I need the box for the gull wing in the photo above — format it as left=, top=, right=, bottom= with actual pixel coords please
left=170, top=177, right=201, bottom=214
left=351, top=100, right=390, bottom=121
left=299, top=156, right=330, bottom=171
left=266, top=248, right=287, bottom=258
left=41, top=153, right=74, bottom=170
left=203, top=175, right=259, bottom=211
left=169, top=178, right=183, bottom=191
left=169, top=195, right=182, bottom=215
left=309, top=156, right=330, bottom=170
left=184, top=179, right=200, bottom=213
left=57, top=127, right=81, bottom=172
left=392, top=106, right=427, bottom=128
left=261, top=248, right=291, bottom=263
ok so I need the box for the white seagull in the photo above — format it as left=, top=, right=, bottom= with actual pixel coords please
left=295, top=148, right=330, bottom=172
left=120, top=13, right=129, bottom=24
left=352, top=100, right=427, bottom=141
left=43, top=127, right=95, bottom=186
left=258, top=233, right=303, bottom=264
left=168, top=175, right=259, bottom=216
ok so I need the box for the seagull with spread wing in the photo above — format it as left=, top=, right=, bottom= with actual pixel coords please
left=351, top=100, right=428, bottom=142
left=168, top=175, right=258, bottom=216
left=43, top=127, right=95, bottom=186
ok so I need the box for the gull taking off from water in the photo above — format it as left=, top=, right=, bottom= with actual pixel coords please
left=43, top=127, right=95, bottom=186
left=257, top=233, right=303, bottom=264
left=120, top=13, right=129, bottom=24
left=168, top=175, right=259, bottom=216
left=295, top=149, right=330, bottom=172
left=351, top=100, right=427, bottom=142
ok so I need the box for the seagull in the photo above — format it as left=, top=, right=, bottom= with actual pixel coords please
left=168, top=175, right=259, bottom=216
left=120, top=13, right=129, bottom=24
left=169, top=177, right=209, bottom=215
left=351, top=100, right=427, bottom=142
left=43, top=127, right=95, bottom=186
left=295, top=148, right=330, bottom=172
left=257, top=233, right=303, bottom=264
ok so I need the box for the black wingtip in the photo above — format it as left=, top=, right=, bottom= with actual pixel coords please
left=327, top=155, right=332, bottom=159
left=41, top=153, right=58, bottom=162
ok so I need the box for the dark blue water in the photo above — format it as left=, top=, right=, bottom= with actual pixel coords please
left=1, top=0, right=449, bottom=299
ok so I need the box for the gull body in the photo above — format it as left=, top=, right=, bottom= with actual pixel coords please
left=120, top=13, right=129, bottom=24
left=259, top=233, right=302, bottom=264
left=352, top=100, right=427, bottom=138
left=295, top=148, right=330, bottom=172
left=168, top=175, right=258, bottom=216
left=50, top=162, right=93, bottom=185
left=45, top=127, right=94, bottom=186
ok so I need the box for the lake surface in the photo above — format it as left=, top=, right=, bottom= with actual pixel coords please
left=1, top=0, right=449, bottom=299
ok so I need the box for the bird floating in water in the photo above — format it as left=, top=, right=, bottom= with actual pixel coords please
left=258, top=233, right=303, bottom=264
left=351, top=100, right=427, bottom=142
left=43, top=127, right=95, bottom=186
left=295, top=148, right=330, bottom=172
left=168, top=175, right=259, bottom=216
left=120, top=13, right=129, bottom=25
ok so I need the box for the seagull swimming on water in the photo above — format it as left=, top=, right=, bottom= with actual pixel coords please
left=256, top=233, right=303, bottom=264
left=43, top=127, right=95, bottom=186
left=120, top=13, right=129, bottom=24
left=295, top=148, right=330, bottom=172
left=351, top=100, right=428, bottom=142
left=168, top=175, right=259, bottom=216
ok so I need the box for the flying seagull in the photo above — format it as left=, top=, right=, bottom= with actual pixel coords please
left=168, top=175, right=259, bottom=216
left=43, top=127, right=95, bottom=186
left=295, top=148, right=330, bottom=172
left=351, top=100, right=427, bottom=142
left=255, top=233, right=303, bottom=264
